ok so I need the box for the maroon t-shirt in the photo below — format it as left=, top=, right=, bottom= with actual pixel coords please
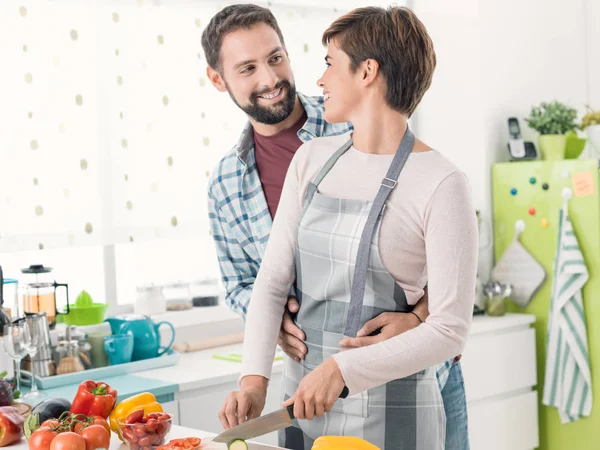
left=253, top=112, right=307, bottom=219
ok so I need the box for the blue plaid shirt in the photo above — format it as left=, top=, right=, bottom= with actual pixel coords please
left=208, top=93, right=352, bottom=319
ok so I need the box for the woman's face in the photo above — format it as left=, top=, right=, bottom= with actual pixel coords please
left=317, top=41, right=362, bottom=124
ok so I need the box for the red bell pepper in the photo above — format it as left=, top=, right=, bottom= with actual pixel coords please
left=0, top=406, right=24, bottom=447
left=70, top=380, right=117, bottom=419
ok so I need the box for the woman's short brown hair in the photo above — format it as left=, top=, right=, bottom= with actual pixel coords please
left=322, top=6, right=435, bottom=117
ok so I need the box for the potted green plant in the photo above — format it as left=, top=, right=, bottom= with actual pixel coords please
left=525, top=101, right=578, bottom=160
left=580, top=106, right=600, bottom=156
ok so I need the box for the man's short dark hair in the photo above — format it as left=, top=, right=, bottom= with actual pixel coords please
left=201, top=4, right=285, bottom=72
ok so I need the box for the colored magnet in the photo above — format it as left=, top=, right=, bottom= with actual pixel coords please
left=529, top=207, right=536, bottom=216
left=529, top=177, right=536, bottom=184
left=541, top=218, right=549, bottom=228
left=542, top=183, right=549, bottom=190
left=510, top=188, right=517, bottom=196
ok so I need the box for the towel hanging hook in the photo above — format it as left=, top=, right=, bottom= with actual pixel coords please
left=515, top=219, right=526, bottom=239
left=562, top=187, right=573, bottom=216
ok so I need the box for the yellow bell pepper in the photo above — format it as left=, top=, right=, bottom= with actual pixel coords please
left=109, top=392, right=163, bottom=439
left=312, top=436, right=380, bottom=450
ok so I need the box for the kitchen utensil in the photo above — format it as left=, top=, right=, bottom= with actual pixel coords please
left=64, top=290, right=108, bottom=326
left=18, top=312, right=55, bottom=378
left=105, top=315, right=175, bottom=361
left=21, top=265, right=70, bottom=327
left=172, top=332, right=244, bottom=353
left=134, top=284, right=166, bottom=316
left=212, top=387, right=349, bottom=443
left=104, top=333, right=134, bottom=365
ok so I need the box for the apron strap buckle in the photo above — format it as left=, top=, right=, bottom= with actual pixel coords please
left=381, top=177, right=397, bottom=189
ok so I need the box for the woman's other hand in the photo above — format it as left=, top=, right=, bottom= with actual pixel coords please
left=218, top=376, right=268, bottom=429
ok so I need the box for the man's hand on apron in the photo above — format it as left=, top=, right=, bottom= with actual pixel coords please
left=338, top=311, right=422, bottom=348
left=219, top=377, right=267, bottom=429
left=282, top=358, right=345, bottom=420
left=278, top=296, right=307, bottom=362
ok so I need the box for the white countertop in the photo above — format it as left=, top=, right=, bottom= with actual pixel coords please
left=9, top=425, right=283, bottom=450
left=135, top=343, right=282, bottom=392
left=134, top=313, right=535, bottom=393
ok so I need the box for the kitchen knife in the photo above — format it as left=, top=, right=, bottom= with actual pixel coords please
left=212, top=386, right=349, bottom=443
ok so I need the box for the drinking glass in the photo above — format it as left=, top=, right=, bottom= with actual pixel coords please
left=2, top=323, right=28, bottom=398
left=21, top=321, right=45, bottom=400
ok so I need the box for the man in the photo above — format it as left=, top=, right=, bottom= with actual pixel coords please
left=202, top=4, right=468, bottom=449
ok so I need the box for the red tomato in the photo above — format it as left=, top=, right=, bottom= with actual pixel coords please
left=122, top=427, right=137, bottom=443
left=134, top=424, right=146, bottom=437
left=49, top=432, right=86, bottom=450
left=40, top=420, right=61, bottom=430
left=71, top=422, right=87, bottom=434
left=125, top=410, right=144, bottom=425
left=144, top=419, right=157, bottom=434
left=78, top=425, right=110, bottom=450
left=29, top=427, right=58, bottom=450
left=90, top=416, right=111, bottom=437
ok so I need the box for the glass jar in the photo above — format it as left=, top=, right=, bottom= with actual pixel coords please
left=486, top=296, right=506, bottom=316
left=190, top=277, right=220, bottom=307
left=162, top=282, right=192, bottom=311
left=58, top=326, right=92, bottom=370
left=56, top=340, right=85, bottom=374
left=135, top=284, right=166, bottom=316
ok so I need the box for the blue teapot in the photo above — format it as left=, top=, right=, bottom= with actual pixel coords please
left=105, top=315, right=175, bottom=361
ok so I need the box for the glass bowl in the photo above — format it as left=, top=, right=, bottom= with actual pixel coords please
left=117, top=412, right=173, bottom=450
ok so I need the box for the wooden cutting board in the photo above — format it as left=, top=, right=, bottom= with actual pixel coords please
left=200, top=437, right=283, bottom=450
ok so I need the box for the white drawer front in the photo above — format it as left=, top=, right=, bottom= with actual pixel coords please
left=468, top=390, right=539, bottom=450
left=461, top=327, right=537, bottom=402
left=161, top=400, right=180, bottom=426
left=178, top=374, right=282, bottom=447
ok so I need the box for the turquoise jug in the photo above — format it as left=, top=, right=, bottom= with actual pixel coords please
left=105, top=314, right=175, bottom=361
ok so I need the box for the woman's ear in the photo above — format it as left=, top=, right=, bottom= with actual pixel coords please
left=361, top=58, right=380, bottom=86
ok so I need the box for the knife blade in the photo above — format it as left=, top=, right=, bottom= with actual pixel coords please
left=212, top=386, right=349, bottom=443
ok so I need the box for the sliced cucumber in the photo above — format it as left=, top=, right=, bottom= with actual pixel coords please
left=227, top=439, right=248, bottom=450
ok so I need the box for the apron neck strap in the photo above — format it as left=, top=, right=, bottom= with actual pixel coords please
left=344, top=125, right=415, bottom=338
left=305, top=138, right=353, bottom=203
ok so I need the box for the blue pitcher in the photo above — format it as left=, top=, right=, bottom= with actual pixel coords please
left=105, top=314, right=175, bottom=361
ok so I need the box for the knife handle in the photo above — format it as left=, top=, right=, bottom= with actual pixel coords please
left=286, top=386, right=349, bottom=420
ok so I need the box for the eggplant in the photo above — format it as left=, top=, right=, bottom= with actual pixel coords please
left=31, top=397, right=71, bottom=423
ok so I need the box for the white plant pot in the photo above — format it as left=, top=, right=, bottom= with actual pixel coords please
left=586, top=124, right=600, bottom=156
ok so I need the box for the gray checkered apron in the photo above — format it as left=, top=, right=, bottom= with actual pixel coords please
left=280, top=127, right=446, bottom=450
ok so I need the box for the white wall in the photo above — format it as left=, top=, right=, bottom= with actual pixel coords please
left=414, top=0, right=595, bottom=279
left=587, top=0, right=600, bottom=108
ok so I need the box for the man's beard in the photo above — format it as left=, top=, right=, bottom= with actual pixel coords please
left=227, top=79, right=296, bottom=125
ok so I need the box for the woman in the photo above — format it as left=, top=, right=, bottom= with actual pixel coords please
left=219, top=6, right=478, bottom=449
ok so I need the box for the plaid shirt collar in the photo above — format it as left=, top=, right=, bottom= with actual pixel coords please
left=234, top=92, right=326, bottom=165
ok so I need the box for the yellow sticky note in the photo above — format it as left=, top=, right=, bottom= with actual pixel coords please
left=572, top=171, right=595, bottom=197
